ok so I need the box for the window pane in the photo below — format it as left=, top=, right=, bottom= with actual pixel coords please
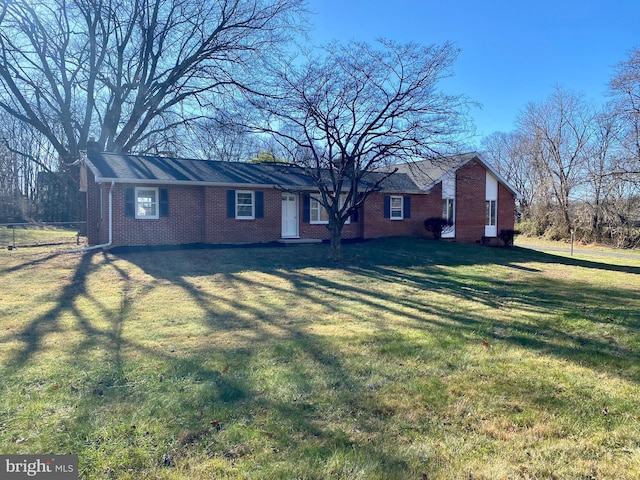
left=442, top=198, right=454, bottom=223
left=319, top=206, right=329, bottom=222
left=237, top=192, right=252, bottom=204
left=236, top=192, right=254, bottom=217
left=137, top=189, right=157, bottom=217
left=237, top=205, right=252, bottom=216
left=310, top=198, right=320, bottom=222
left=486, top=200, right=496, bottom=226
left=390, top=196, right=403, bottom=219
left=310, top=197, right=329, bottom=223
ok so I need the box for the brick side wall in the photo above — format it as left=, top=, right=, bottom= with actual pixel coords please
left=86, top=181, right=113, bottom=246
left=97, top=185, right=108, bottom=245
left=361, top=191, right=441, bottom=239
left=86, top=166, right=517, bottom=247
left=85, top=177, right=101, bottom=245
left=110, top=184, right=206, bottom=246
left=497, top=182, right=516, bottom=234
left=204, top=188, right=282, bottom=244
left=454, top=160, right=487, bottom=243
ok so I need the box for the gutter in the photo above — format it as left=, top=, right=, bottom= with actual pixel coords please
left=68, top=180, right=114, bottom=253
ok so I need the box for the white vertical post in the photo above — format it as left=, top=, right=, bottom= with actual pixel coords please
left=570, top=229, right=574, bottom=256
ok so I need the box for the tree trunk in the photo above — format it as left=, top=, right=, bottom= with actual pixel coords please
left=328, top=220, right=343, bottom=259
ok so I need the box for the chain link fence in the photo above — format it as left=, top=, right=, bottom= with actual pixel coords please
left=1, top=222, right=86, bottom=250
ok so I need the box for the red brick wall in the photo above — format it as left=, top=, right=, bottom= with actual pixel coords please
left=497, top=182, right=516, bottom=234
left=110, top=184, right=205, bottom=246
left=360, top=191, right=442, bottom=239
left=454, top=160, right=487, bottom=243
left=85, top=178, right=100, bottom=245
left=85, top=167, right=516, bottom=247
left=204, top=188, right=282, bottom=244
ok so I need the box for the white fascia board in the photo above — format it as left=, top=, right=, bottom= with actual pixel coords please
left=468, top=154, right=523, bottom=199
left=427, top=153, right=523, bottom=200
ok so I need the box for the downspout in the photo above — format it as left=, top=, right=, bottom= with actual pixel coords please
left=68, top=180, right=114, bottom=253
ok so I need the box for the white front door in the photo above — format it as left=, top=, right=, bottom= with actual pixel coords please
left=281, top=194, right=299, bottom=238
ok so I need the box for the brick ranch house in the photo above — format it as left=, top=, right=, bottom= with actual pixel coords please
left=80, top=149, right=520, bottom=248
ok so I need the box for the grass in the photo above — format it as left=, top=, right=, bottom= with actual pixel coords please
left=0, top=224, right=82, bottom=248
left=516, top=234, right=640, bottom=256
left=1, top=237, right=639, bottom=479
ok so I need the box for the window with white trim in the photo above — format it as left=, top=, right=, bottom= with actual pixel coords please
left=136, top=187, right=158, bottom=219
left=310, top=196, right=329, bottom=224
left=486, top=199, right=496, bottom=226
left=442, top=198, right=454, bottom=224
left=310, top=195, right=350, bottom=224
left=236, top=191, right=255, bottom=219
left=390, top=196, right=403, bottom=220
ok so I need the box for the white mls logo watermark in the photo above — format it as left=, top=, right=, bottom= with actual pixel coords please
left=0, top=455, right=77, bottom=479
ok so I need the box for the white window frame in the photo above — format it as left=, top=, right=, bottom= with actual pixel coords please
left=390, top=195, right=404, bottom=220
left=236, top=190, right=255, bottom=219
left=442, top=198, right=455, bottom=224
left=486, top=199, right=497, bottom=226
left=135, top=187, right=159, bottom=219
left=310, top=196, right=329, bottom=224
left=310, top=194, right=351, bottom=224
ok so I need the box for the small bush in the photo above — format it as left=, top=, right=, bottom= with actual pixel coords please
left=498, top=229, right=521, bottom=247
left=516, top=219, right=545, bottom=237
left=424, top=217, right=453, bottom=240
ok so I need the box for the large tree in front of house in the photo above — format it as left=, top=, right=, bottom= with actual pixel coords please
left=0, top=0, right=306, bottom=219
left=248, top=39, right=469, bottom=258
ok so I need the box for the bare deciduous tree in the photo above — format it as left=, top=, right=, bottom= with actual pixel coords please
left=609, top=47, right=640, bottom=175
left=245, top=39, right=470, bottom=258
left=187, top=113, right=263, bottom=162
left=517, top=86, right=594, bottom=236
left=0, top=113, right=60, bottom=221
left=0, top=0, right=306, bottom=161
left=481, top=131, right=537, bottom=215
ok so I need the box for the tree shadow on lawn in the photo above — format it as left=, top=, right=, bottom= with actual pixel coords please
left=1, top=249, right=413, bottom=477
left=115, top=241, right=640, bottom=387
left=119, top=240, right=640, bottom=364
left=7, top=252, right=103, bottom=370
left=2, top=241, right=639, bottom=476
left=509, top=245, right=640, bottom=275
left=339, top=243, right=640, bottom=382
left=5, top=239, right=639, bottom=386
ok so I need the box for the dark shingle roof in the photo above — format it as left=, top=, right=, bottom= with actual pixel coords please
left=391, top=153, right=478, bottom=190
left=389, top=152, right=522, bottom=198
left=85, top=152, right=423, bottom=193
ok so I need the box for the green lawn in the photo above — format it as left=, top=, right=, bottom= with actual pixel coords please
left=0, top=224, right=81, bottom=248
left=1, top=238, right=639, bottom=479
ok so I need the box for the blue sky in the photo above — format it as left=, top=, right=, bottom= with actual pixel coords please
left=305, top=0, right=640, bottom=143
